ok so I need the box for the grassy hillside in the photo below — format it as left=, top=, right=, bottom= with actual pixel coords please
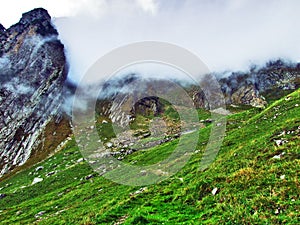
left=0, top=89, right=299, bottom=224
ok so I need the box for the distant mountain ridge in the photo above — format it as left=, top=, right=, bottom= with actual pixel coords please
left=92, top=60, right=299, bottom=127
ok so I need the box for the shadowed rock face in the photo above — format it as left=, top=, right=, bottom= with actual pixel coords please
left=0, top=24, right=5, bottom=34
left=0, top=8, right=67, bottom=175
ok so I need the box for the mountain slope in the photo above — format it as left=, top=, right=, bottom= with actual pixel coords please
left=0, top=88, right=298, bottom=224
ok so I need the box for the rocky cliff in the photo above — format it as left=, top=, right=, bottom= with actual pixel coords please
left=94, top=60, right=300, bottom=130
left=0, top=8, right=68, bottom=176
left=218, top=60, right=300, bottom=107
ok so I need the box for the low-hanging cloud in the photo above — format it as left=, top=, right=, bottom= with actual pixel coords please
left=1, top=0, right=300, bottom=84
left=52, top=0, right=300, bottom=84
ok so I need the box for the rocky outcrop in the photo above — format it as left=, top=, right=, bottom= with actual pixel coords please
left=218, top=60, right=300, bottom=107
left=0, top=8, right=68, bottom=175
left=95, top=75, right=166, bottom=127
left=230, top=85, right=266, bottom=107
left=95, top=60, right=300, bottom=128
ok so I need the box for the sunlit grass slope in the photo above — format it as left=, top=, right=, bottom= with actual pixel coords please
left=0, top=89, right=299, bottom=224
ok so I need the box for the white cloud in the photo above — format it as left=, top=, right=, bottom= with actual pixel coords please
left=1, top=0, right=300, bottom=84
left=136, top=0, right=158, bottom=15
left=0, top=0, right=108, bottom=27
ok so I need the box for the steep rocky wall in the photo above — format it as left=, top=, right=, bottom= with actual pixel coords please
left=0, top=8, right=68, bottom=176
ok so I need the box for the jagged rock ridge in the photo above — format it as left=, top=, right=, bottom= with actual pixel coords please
left=94, top=60, right=299, bottom=127
left=0, top=8, right=68, bottom=175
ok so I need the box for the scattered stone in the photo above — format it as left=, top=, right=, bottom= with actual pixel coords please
left=16, top=210, right=23, bottom=216
left=35, top=211, right=46, bottom=218
left=174, top=133, right=180, bottom=138
left=106, top=142, right=113, bottom=148
left=35, top=166, right=44, bottom=172
left=280, top=175, right=285, bottom=179
left=130, top=187, right=148, bottom=196
left=46, top=171, right=55, bottom=177
left=274, top=140, right=283, bottom=146
left=154, top=169, right=168, bottom=176
left=143, top=132, right=151, bottom=138
left=32, top=177, right=43, bottom=185
left=274, top=208, right=280, bottom=215
left=212, top=187, right=218, bottom=196
left=273, top=152, right=285, bottom=159
left=85, top=174, right=94, bottom=180
left=113, top=215, right=129, bottom=225
left=140, top=170, right=147, bottom=176
left=102, top=120, right=108, bottom=124
left=273, top=155, right=281, bottom=159
left=295, top=104, right=299, bottom=107
left=0, top=193, right=7, bottom=199
left=77, top=158, right=84, bottom=163
left=178, top=178, right=184, bottom=182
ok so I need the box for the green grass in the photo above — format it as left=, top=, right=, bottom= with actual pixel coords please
left=0, top=89, right=299, bottom=224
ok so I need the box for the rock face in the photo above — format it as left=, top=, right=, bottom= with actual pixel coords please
left=218, top=60, right=300, bottom=107
left=94, top=75, right=166, bottom=127
left=95, top=60, right=300, bottom=127
left=0, top=8, right=67, bottom=175
left=190, top=61, right=300, bottom=109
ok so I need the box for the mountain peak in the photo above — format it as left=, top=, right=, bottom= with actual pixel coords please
left=0, top=23, right=5, bottom=32
left=6, top=8, right=58, bottom=37
left=19, top=8, right=51, bottom=25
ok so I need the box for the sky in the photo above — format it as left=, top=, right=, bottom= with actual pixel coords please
left=0, top=0, right=300, bottom=83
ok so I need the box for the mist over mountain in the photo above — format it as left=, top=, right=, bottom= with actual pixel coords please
left=52, top=0, right=300, bottom=84
left=1, top=1, right=299, bottom=84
